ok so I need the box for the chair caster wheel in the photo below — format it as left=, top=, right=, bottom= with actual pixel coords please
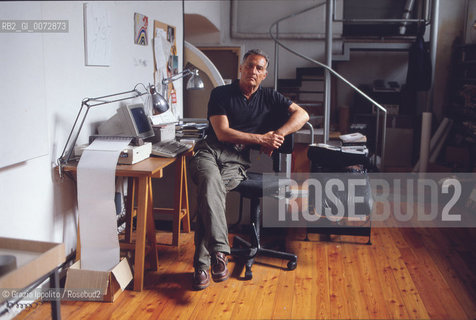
left=245, top=268, right=253, bottom=280
left=287, top=260, right=297, bottom=270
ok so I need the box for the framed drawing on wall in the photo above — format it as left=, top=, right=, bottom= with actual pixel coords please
left=134, top=12, right=148, bottom=46
left=84, top=2, right=111, bottom=66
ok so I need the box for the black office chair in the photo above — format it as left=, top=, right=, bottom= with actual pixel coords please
left=230, top=135, right=297, bottom=280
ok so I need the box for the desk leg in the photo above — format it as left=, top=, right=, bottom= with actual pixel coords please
left=133, top=176, right=148, bottom=292
left=172, top=157, right=182, bottom=246
left=146, top=177, right=159, bottom=271
left=75, top=225, right=81, bottom=262
left=181, top=156, right=191, bottom=233
left=125, top=177, right=136, bottom=244
left=172, top=155, right=191, bottom=246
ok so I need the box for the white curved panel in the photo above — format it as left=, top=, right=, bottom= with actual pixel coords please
left=184, top=41, right=225, bottom=88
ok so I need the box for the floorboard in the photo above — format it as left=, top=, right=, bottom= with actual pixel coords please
left=17, top=227, right=476, bottom=320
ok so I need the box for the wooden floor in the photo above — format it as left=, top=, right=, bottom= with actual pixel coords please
left=19, top=227, right=476, bottom=320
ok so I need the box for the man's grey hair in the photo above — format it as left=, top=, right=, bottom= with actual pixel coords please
left=242, top=49, right=270, bottom=68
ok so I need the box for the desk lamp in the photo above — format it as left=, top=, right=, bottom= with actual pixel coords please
left=57, top=83, right=164, bottom=175
left=152, top=68, right=204, bottom=114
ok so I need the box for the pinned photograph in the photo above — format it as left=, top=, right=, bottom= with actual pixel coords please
left=167, top=25, right=174, bottom=43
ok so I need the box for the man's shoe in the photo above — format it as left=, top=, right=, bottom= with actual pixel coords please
left=211, top=252, right=229, bottom=282
left=193, top=269, right=210, bottom=290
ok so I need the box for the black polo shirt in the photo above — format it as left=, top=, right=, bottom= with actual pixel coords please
left=206, top=80, right=292, bottom=142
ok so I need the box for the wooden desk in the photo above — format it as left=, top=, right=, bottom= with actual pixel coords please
left=63, top=155, right=191, bottom=291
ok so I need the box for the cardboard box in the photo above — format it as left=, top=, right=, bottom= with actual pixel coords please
left=64, top=257, right=132, bottom=302
left=0, top=237, right=66, bottom=304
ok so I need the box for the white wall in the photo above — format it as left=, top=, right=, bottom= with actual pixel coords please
left=184, top=0, right=221, bottom=32
left=185, top=0, right=341, bottom=86
left=0, top=1, right=183, bottom=255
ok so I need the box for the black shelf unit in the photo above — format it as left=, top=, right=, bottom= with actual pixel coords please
left=446, top=43, right=476, bottom=170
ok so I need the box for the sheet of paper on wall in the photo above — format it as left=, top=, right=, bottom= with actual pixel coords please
left=153, top=28, right=171, bottom=92
left=84, top=3, right=111, bottom=66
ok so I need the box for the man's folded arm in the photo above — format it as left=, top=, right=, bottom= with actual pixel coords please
left=275, top=103, right=310, bottom=137
left=209, top=115, right=284, bottom=150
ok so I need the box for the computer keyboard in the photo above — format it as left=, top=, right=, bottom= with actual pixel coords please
left=151, top=140, right=191, bottom=158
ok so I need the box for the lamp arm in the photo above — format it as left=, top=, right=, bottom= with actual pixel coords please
left=161, top=69, right=193, bottom=85
left=57, top=100, right=89, bottom=171
left=57, top=84, right=150, bottom=176
left=83, top=87, right=147, bottom=107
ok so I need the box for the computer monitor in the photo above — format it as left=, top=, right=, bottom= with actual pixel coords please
left=118, top=104, right=155, bottom=139
left=98, top=103, right=155, bottom=139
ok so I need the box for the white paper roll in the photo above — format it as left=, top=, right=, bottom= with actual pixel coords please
left=77, top=137, right=131, bottom=271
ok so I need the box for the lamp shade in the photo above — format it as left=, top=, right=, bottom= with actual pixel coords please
left=150, top=85, right=169, bottom=114
left=186, top=70, right=204, bottom=90
left=151, top=68, right=204, bottom=115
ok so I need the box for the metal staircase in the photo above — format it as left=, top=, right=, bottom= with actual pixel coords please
left=270, top=0, right=439, bottom=170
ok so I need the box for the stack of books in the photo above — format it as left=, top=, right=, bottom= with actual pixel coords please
left=175, top=122, right=208, bottom=140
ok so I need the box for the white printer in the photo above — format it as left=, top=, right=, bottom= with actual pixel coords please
left=117, top=142, right=152, bottom=164
left=75, top=137, right=152, bottom=165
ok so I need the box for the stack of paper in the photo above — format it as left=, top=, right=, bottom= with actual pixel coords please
left=339, top=132, right=367, bottom=146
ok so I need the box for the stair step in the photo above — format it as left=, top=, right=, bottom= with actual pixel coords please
left=277, top=79, right=300, bottom=88
left=297, top=90, right=324, bottom=94
left=278, top=82, right=323, bottom=93
left=279, top=88, right=324, bottom=94
left=333, top=41, right=412, bottom=61
left=296, top=102, right=324, bottom=124
left=296, top=67, right=324, bottom=78
left=296, top=101, right=322, bottom=111
left=300, top=78, right=324, bottom=81
left=278, top=67, right=325, bottom=89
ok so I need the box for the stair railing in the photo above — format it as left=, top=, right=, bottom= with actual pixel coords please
left=270, top=1, right=387, bottom=169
